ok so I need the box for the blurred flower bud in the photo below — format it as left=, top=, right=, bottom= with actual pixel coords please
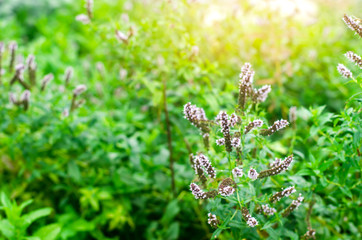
left=73, top=84, right=87, bottom=96
left=191, top=45, right=199, bottom=57
left=20, top=90, right=31, bottom=102
left=119, top=68, right=128, bottom=80
left=121, top=13, right=129, bottom=23
left=9, top=93, right=17, bottom=104
left=64, top=66, right=73, bottom=85
left=76, top=14, right=90, bottom=24
left=116, top=30, right=129, bottom=44
left=41, top=73, right=54, bottom=91
left=289, top=106, right=297, bottom=123
left=337, top=63, right=352, bottom=79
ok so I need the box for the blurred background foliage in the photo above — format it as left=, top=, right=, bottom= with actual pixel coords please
left=0, top=0, right=361, bottom=239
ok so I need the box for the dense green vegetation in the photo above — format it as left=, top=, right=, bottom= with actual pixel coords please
left=0, top=0, right=361, bottom=239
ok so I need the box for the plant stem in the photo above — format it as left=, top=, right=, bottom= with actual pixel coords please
left=228, top=152, right=243, bottom=210
left=306, top=197, right=315, bottom=229
left=162, top=78, right=176, bottom=197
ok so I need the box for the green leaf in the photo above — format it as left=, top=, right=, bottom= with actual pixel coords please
left=22, top=208, right=52, bottom=227
left=19, top=199, right=34, bottom=212
left=24, top=237, right=41, bottom=240
left=261, top=220, right=274, bottom=230
left=0, top=219, right=15, bottom=238
left=296, top=169, right=315, bottom=176
left=33, top=223, right=61, bottom=240
left=283, top=229, right=299, bottom=240
left=67, top=161, right=81, bottom=183
left=0, top=192, right=12, bottom=209
left=161, top=199, right=180, bottom=225
left=165, top=222, right=179, bottom=240
left=211, top=212, right=233, bottom=239
left=339, top=186, right=352, bottom=198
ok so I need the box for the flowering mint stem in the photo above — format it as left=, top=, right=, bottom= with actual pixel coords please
left=228, top=152, right=233, bottom=178
left=228, top=152, right=244, bottom=211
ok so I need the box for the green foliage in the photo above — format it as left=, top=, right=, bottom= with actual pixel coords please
left=0, top=0, right=360, bottom=239
left=0, top=192, right=59, bottom=240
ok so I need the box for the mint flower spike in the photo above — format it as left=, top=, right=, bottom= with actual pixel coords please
left=302, top=228, right=316, bottom=240
left=337, top=63, right=353, bottom=79
left=215, top=138, right=225, bottom=146
left=344, top=51, right=362, bottom=68
left=260, top=119, right=289, bottom=136
left=190, top=183, right=206, bottom=199
left=192, top=153, right=216, bottom=179
left=231, top=137, right=240, bottom=148
left=229, top=113, right=240, bottom=127
left=218, top=178, right=236, bottom=196
left=270, top=186, right=296, bottom=203
left=232, top=167, right=243, bottom=177
left=190, top=154, right=207, bottom=185
left=40, top=73, right=54, bottom=91
left=238, top=62, right=255, bottom=110
left=21, top=90, right=31, bottom=111
left=343, top=14, right=362, bottom=38
left=9, top=93, right=19, bottom=105
left=261, top=204, right=276, bottom=216
left=8, top=41, right=17, bottom=73
left=73, top=84, right=87, bottom=96
left=244, top=119, right=263, bottom=134
left=248, top=168, right=259, bottom=180
left=282, top=193, right=304, bottom=217
left=241, top=207, right=258, bottom=228
left=183, top=102, right=210, bottom=133
left=85, top=0, right=93, bottom=19
left=189, top=182, right=217, bottom=199
left=26, top=54, right=37, bottom=86
left=207, top=213, right=220, bottom=228
left=64, top=67, right=73, bottom=86
left=258, top=155, right=293, bottom=179
left=253, top=85, right=271, bottom=103
left=216, top=111, right=232, bottom=152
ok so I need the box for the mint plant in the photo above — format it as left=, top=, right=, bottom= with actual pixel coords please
left=184, top=63, right=307, bottom=239
left=0, top=192, right=60, bottom=240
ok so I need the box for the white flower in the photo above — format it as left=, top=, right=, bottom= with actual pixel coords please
left=231, top=137, right=240, bottom=148
left=248, top=168, right=259, bottom=180
left=73, top=84, right=87, bottom=96
left=216, top=138, right=225, bottom=146
left=246, top=216, right=258, bottom=227
left=337, top=64, right=352, bottom=79
left=232, top=167, right=243, bottom=177
left=262, top=204, right=276, bottom=216
left=75, top=14, right=90, bottom=24
left=219, top=185, right=235, bottom=196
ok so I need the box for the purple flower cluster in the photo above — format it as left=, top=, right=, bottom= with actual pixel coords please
left=260, top=119, right=289, bottom=136
left=253, top=85, right=271, bottom=103
left=270, top=186, right=296, bottom=203
left=241, top=207, right=259, bottom=228
left=244, top=119, right=263, bottom=134
left=337, top=64, right=353, bottom=79
left=232, top=167, right=243, bottom=177
left=216, top=111, right=233, bottom=152
left=248, top=168, right=259, bottom=180
left=207, top=213, right=220, bottom=228
left=261, top=204, right=276, bottom=216
left=190, top=183, right=206, bottom=199
left=282, top=193, right=304, bottom=217
left=345, top=51, right=362, bottom=68
left=343, top=14, right=362, bottom=38
left=192, top=154, right=216, bottom=179
left=258, top=155, right=293, bottom=179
